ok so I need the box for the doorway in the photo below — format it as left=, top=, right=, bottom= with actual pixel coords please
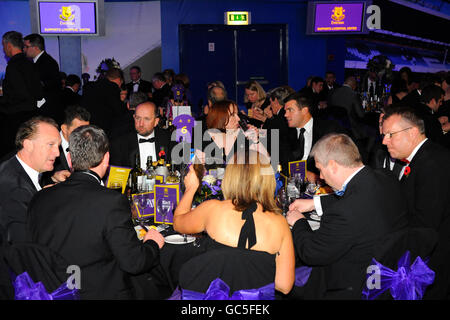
left=179, top=24, right=288, bottom=115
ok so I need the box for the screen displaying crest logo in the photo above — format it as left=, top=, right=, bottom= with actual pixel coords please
left=331, top=6, right=345, bottom=22
left=59, top=6, right=75, bottom=22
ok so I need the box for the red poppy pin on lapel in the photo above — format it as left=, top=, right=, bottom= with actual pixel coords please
left=404, top=166, right=411, bottom=177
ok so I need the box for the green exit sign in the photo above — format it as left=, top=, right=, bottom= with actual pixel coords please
left=225, top=11, right=251, bottom=25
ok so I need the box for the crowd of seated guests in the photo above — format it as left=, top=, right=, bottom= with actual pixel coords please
left=1, top=29, right=450, bottom=300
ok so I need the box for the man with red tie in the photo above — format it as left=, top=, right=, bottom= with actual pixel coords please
left=382, top=106, right=450, bottom=299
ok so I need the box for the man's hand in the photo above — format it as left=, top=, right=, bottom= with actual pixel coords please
left=51, top=170, right=71, bottom=183
left=289, top=199, right=315, bottom=213
left=286, top=210, right=305, bottom=227
left=143, top=228, right=165, bottom=249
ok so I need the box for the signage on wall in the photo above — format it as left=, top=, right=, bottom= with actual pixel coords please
left=225, top=11, right=251, bottom=25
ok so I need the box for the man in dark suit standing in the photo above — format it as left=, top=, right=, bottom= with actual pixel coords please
left=57, top=74, right=82, bottom=125
left=0, top=117, right=61, bottom=244
left=329, top=76, right=376, bottom=162
left=0, top=31, right=44, bottom=158
left=110, top=101, right=172, bottom=168
left=23, top=34, right=61, bottom=120
left=126, top=66, right=152, bottom=100
left=382, top=107, right=450, bottom=299
left=287, top=133, right=408, bottom=299
left=27, top=125, right=165, bottom=299
left=82, top=68, right=126, bottom=138
left=283, top=92, right=346, bottom=179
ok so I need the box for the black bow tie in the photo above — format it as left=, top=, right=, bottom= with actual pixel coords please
left=139, top=137, right=155, bottom=144
left=133, top=81, right=140, bottom=85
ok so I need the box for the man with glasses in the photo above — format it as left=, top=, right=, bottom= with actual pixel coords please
left=382, top=106, right=450, bottom=299
left=110, top=101, right=172, bottom=168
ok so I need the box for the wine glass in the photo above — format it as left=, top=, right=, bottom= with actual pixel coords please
left=276, top=188, right=290, bottom=216
left=157, top=198, right=173, bottom=229
left=305, top=182, right=319, bottom=197
left=109, top=182, right=122, bottom=193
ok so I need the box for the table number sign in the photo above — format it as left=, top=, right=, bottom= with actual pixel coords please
left=288, top=160, right=307, bottom=178
left=154, top=184, right=180, bottom=225
left=106, top=166, right=131, bottom=194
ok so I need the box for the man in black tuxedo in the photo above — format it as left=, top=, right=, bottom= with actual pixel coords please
left=0, top=31, right=44, bottom=158
left=414, top=85, right=445, bottom=147
left=42, top=105, right=90, bottom=184
left=27, top=125, right=165, bottom=299
left=126, top=66, right=152, bottom=100
left=287, top=133, right=408, bottom=299
left=82, top=68, right=127, bottom=138
left=322, top=71, right=341, bottom=101
left=299, top=77, right=324, bottom=118
left=56, top=74, right=82, bottom=125
left=0, top=117, right=61, bottom=244
left=283, top=92, right=346, bottom=179
left=23, top=34, right=61, bottom=120
left=151, top=72, right=172, bottom=114
left=361, top=70, right=382, bottom=98
left=110, top=101, right=172, bottom=169
left=382, top=107, right=450, bottom=299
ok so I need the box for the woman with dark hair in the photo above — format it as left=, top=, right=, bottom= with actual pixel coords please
left=387, top=78, right=408, bottom=106
left=194, top=99, right=270, bottom=178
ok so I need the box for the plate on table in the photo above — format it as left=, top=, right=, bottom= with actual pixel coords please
left=164, top=234, right=195, bottom=244
left=134, top=225, right=166, bottom=240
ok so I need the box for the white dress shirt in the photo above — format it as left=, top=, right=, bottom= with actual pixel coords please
left=133, top=80, right=140, bottom=93
left=137, top=132, right=156, bottom=169
left=60, top=131, right=70, bottom=165
left=16, top=155, right=41, bottom=191
left=296, top=118, right=314, bottom=161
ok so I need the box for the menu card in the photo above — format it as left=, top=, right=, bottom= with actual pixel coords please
left=106, top=166, right=131, bottom=194
left=154, top=184, right=180, bottom=225
left=288, top=160, right=307, bottom=178
left=132, top=191, right=155, bottom=219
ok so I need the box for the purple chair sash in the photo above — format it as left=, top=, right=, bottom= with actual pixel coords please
left=362, top=251, right=435, bottom=300
left=14, top=272, right=79, bottom=300
left=168, top=266, right=312, bottom=300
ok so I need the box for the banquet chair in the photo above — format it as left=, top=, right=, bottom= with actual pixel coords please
left=175, top=247, right=276, bottom=300
left=2, top=242, right=79, bottom=300
left=362, top=227, right=438, bottom=300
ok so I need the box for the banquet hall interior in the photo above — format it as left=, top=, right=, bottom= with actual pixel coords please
left=0, top=0, right=449, bottom=303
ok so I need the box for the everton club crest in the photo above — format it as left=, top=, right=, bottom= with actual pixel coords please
left=59, top=6, right=75, bottom=22
left=331, top=6, right=345, bottom=22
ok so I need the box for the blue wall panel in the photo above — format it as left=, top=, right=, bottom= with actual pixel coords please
left=161, top=0, right=333, bottom=91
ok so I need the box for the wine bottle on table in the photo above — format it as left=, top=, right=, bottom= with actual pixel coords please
left=130, top=153, right=144, bottom=193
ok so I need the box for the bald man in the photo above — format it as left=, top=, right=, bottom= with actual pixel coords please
left=109, top=101, right=172, bottom=168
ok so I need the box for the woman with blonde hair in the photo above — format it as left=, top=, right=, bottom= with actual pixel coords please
left=174, top=150, right=295, bottom=296
left=244, top=80, right=271, bottom=127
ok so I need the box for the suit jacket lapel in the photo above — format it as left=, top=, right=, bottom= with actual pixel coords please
left=59, top=145, right=70, bottom=171
left=12, top=157, right=39, bottom=193
left=154, top=129, right=162, bottom=161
